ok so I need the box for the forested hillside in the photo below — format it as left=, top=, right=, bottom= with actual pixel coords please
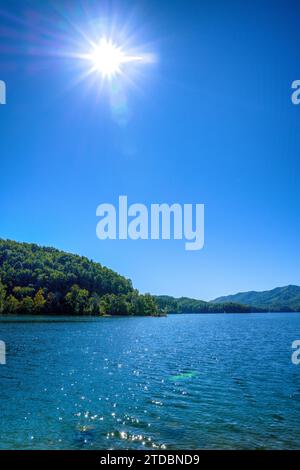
left=0, top=239, right=158, bottom=316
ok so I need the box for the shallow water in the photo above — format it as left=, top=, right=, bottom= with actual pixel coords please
left=0, top=313, right=300, bottom=449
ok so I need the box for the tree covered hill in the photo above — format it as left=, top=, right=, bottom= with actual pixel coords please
left=0, top=239, right=158, bottom=316
left=213, top=285, right=300, bottom=312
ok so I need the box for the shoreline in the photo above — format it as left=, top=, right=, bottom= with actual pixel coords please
left=0, top=310, right=298, bottom=321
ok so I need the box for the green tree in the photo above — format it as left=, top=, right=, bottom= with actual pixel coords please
left=0, top=280, right=6, bottom=313
left=45, top=292, right=61, bottom=314
left=141, top=293, right=159, bottom=316
left=33, top=288, right=46, bottom=314
left=99, top=296, right=109, bottom=315
left=64, top=285, right=90, bottom=315
left=87, top=294, right=101, bottom=315
left=5, top=295, right=20, bottom=314
left=20, top=296, right=34, bottom=314
left=13, top=286, right=35, bottom=300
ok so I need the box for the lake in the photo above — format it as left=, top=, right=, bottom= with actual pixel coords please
left=0, top=313, right=300, bottom=450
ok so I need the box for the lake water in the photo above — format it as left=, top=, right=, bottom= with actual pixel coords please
left=0, top=313, right=300, bottom=450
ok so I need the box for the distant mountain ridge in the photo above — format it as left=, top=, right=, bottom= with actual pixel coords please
left=155, top=295, right=263, bottom=314
left=213, top=285, right=300, bottom=311
left=156, top=285, right=300, bottom=313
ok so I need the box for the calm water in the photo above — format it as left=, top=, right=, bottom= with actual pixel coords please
left=0, top=313, right=300, bottom=450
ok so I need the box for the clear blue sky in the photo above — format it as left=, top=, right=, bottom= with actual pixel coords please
left=1, top=0, right=300, bottom=300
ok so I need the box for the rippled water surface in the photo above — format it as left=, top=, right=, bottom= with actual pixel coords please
left=0, top=313, right=300, bottom=449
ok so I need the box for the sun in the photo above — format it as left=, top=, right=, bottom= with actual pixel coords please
left=86, top=37, right=145, bottom=80
left=74, top=31, right=156, bottom=87
left=90, top=38, right=125, bottom=78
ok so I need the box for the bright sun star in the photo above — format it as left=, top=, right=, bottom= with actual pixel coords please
left=91, top=38, right=124, bottom=78
left=88, top=37, right=143, bottom=79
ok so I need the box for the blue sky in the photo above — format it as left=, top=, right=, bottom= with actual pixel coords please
left=0, top=0, right=300, bottom=300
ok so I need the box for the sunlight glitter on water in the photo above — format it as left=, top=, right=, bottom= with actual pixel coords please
left=1, top=314, right=300, bottom=449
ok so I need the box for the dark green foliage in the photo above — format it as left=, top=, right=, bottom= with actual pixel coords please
left=0, top=239, right=159, bottom=316
left=0, top=280, right=6, bottom=314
